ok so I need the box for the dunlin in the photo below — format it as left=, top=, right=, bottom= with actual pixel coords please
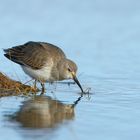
left=4, top=41, right=83, bottom=93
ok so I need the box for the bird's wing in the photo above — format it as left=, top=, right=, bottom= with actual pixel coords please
left=4, top=41, right=66, bottom=69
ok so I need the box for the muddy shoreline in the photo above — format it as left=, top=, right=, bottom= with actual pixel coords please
left=0, top=72, right=37, bottom=97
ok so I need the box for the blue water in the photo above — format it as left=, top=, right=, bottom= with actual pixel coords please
left=0, top=0, right=140, bottom=140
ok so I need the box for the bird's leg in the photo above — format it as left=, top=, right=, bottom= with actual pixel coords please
left=41, top=83, right=45, bottom=94
left=34, top=80, right=37, bottom=89
left=32, top=80, right=38, bottom=94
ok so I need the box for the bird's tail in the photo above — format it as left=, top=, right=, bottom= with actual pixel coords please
left=3, top=45, right=24, bottom=65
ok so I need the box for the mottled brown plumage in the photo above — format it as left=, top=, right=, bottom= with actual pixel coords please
left=4, top=41, right=66, bottom=69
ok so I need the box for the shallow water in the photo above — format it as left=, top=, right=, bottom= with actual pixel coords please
left=1, top=0, right=140, bottom=140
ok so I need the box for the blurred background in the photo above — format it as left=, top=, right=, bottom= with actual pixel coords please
left=0, top=0, right=140, bottom=140
left=1, top=0, right=140, bottom=78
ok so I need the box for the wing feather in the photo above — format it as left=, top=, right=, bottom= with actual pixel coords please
left=4, top=41, right=66, bottom=69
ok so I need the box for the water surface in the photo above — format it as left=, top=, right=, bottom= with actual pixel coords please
left=0, top=0, right=140, bottom=140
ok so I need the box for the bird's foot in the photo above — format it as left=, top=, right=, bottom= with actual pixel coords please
left=40, top=83, right=45, bottom=94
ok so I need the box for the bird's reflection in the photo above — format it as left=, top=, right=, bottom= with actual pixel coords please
left=15, top=94, right=83, bottom=128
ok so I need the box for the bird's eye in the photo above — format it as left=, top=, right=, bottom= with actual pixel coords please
left=68, top=68, right=71, bottom=72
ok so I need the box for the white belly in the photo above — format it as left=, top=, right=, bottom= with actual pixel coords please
left=21, top=65, right=52, bottom=82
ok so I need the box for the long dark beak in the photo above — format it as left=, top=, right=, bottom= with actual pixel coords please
left=73, top=75, right=84, bottom=93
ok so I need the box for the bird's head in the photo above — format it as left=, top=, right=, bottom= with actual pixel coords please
left=59, top=59, right=83, bottom=93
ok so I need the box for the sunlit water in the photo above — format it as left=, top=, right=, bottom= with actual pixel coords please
left=0, top=0, right=140, bottom=140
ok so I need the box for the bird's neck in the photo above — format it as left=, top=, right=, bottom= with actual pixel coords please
left=57, top=59, right=66, bottom=81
